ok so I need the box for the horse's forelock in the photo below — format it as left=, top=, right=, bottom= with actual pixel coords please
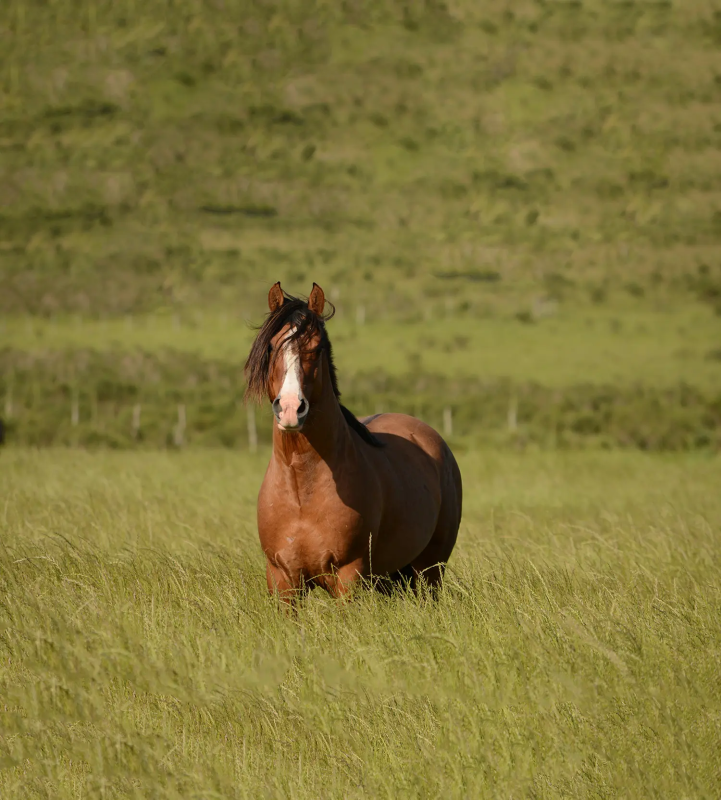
left=244, top=294, right=336, bottom=402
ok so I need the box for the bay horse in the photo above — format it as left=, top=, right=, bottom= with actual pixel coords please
left=244, top=282, right=462, bottom=600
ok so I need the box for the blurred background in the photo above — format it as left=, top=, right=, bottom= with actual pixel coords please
left=1, top=0, right=720, bottom=452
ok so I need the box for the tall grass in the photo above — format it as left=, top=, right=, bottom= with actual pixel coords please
left=2, top=449, right=720, bottom=797
left=1, top=0, right=720, bottom=452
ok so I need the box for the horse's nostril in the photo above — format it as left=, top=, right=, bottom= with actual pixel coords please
left=297, top=399, right=308, bottom=417
left=272, top=397, right=282, bottom=417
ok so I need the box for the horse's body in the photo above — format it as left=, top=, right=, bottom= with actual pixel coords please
left=245, top=283, right=462, bottom=599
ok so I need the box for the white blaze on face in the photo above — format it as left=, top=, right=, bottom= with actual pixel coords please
left=280, top=337, right=301, bottom=399
left=276, top=330, right=304, bottom=428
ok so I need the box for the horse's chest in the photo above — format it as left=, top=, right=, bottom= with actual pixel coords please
left=259, top=502, right=359, bottom=550
left=258, top=493, right=362, bottom=569
left=262, top=518, right=354, bottom=586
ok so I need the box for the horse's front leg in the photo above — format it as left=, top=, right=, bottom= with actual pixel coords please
left=325, top=560, right=366, bottom=599
left=265, top=560, right=301, bottom=606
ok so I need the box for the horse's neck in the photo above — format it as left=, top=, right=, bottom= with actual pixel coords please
left=271, top=381, right=353, bottom=484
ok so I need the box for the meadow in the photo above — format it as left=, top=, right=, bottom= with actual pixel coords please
left=2, top=0, right=721, bottom=796
left=2, top=448, right=720, bottom=798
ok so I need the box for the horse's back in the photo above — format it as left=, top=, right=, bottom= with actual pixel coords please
left=361, top=412, right=462, bottom=502
left=361, top=412, right=450, bottom=461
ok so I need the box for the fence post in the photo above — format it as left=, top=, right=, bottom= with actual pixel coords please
left=4, top=380, right=12, bottom=419
left=132, top=403, right=141, bottom=439
left=71, top=389, right=79, bottom=426
left=507, top=394, right=518, bottom=432
left=247, top=405, right=258, bottom=454
left=173, top=403, right=186, bottom=447
left=443, top=406, right=453, bottom=437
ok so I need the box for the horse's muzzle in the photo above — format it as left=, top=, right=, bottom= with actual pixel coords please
left=272, top=395, right=309, bottom=431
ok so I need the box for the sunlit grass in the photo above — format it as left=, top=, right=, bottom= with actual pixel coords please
left=1, top=448, right=720, bottom=798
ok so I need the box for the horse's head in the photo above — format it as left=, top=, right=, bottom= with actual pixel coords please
left=266, top=282, right=326, bottom=431
left=245, top=282, right=337, bottom=432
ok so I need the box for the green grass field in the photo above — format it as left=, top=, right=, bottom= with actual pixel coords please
left=2, top=448, right=720, bottom=798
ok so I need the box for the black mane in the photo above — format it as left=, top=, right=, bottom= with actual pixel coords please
left=244, top=291, right=384, bottom=448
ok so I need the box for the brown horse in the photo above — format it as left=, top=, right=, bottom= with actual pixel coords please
left=244, top=282, right=462, bottom=600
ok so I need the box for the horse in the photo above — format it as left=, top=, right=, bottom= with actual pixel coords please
left=244, top=281, right=463, bottom=600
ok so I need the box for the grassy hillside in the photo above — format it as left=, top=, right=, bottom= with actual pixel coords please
left=2, top=448, right=720, bottom=798
left=1, top=0, right=720, bottom=446
left=2, top=0, right=721, bottom=313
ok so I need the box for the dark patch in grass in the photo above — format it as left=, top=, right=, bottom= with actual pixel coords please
left=628, top=169, right=670, bottom=191
left=472, top=168, right=555, bottom=193
left=434, top=270, right=501, bottom=282
left=198, top=204, right=278, bottom=217
left=686, top=265, right=721, bottom=313
left=438, top=179, right=467, bottom=198
left=525, top=209, right=540, bottom=226
left=214, top=115, right=246, bottom=134
left=589, top=286, right=608, bottom=304
left=555, top=136, right=577, bottom=152
left=533, top=76, right=553, bottom=91
left=526, top=168, right=556, bottom=187
left=595, top=180, right=625, bottom=199
left=544, top=272, right=575, bottom=299
left=176, top=71, right=197, bottom=87
left=44, top=100, right=120, bottom=120
left=200, top=58, right=218, bottom=77
left=0, top=204, right=113, bottom=236
left=401, top=1, right=461, bottom=41
left=369, top=112, right=389, bottom=127
left=249, top=105, right=304, bottom=126
left=399, top=136, right=420, bottom=152
left=472, top=170, right=529, bottom=191
left=0, top=137, right=25, bottom=151
left=305, top=102, right=332, bottom=119
left=625, top=282, right=645, bottom=298
left=131, top=255, right=163, bottom=274
left=700, top=10, right=721, bottom=46
left=395, top=60, right=424, bottom=79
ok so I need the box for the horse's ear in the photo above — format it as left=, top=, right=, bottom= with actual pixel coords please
left=308, top=283, right=325, bottom=315
left=268, top=282, right=284, bottom=312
